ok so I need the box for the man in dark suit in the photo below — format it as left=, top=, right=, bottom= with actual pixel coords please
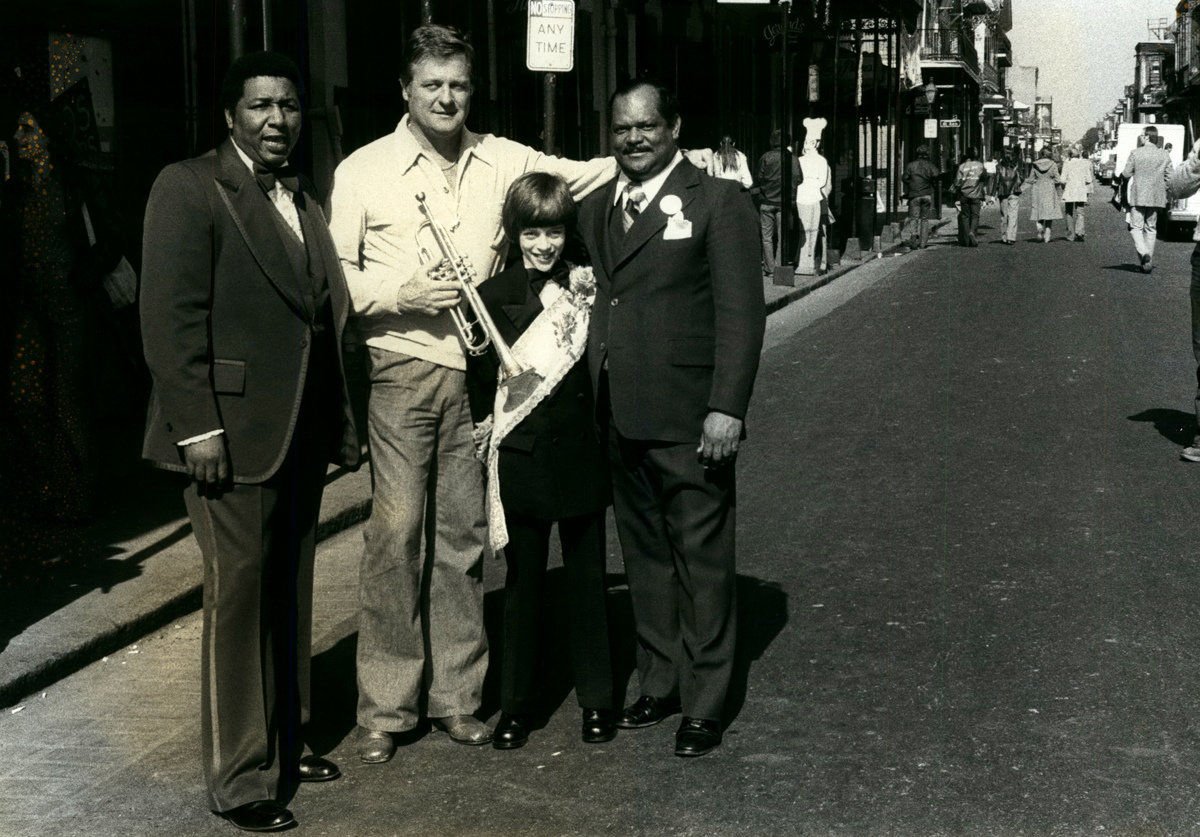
left=578, top=80, right=765, bottom=757
left=140, top=52, right=359, bottom=832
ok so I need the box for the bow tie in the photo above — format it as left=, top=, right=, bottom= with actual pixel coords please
left=529, top=267, right=569, bottom=295
left=254, top=164, right=299, bottom=194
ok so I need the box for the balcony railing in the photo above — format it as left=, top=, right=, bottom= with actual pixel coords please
left=917, top=28, right=979, bottom=75
left=981, top=62, right=998, bottom=91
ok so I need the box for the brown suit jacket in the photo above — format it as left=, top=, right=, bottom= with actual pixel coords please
left=140, top=139, right=359, bottom=482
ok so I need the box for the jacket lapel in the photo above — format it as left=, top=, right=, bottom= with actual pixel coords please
left=500, top=274, right=544, bottom=336
left=592, top=181, right=618, bottom=286
left=305, top=196, right=349, bottom=332
left=613, top=161, right=700, bottom=273
left=214, top=139, right=308, bottom=319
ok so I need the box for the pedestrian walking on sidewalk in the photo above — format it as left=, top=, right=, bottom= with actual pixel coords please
left=1166, top=138, right=1200, bottom=462
left=901, top=145, right=941, bottom=250
left=465, top=173, right=616, bottom=752
left=993, top=150, right=1024, bottom=245
left=952, top=147, right=988, bottom=247
left=1026, top=146, right=1063, bottom=243
left=578, top=79, right=765, bottom=758
left=1060, top=146, right=1093, bottom=242
left=752, top=129, right=800, bottom=278
left=1123, top=125, right=1173, bottom=273
left=139, top=51, right=361, bottom=833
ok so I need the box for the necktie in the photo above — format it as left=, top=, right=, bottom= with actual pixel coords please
left=622, top=183, right=645, bottom=233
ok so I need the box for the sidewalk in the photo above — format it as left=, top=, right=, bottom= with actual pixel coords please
left=763, top=209, right=954, bottom=313
left=0, top=210, right=952, bottom=709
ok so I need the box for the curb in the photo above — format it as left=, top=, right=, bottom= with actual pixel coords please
left=0, top=470, right=373, bottom=708
left=766, top=218, right=951, bottom=315
left=0, top=221, right=948, bottom=707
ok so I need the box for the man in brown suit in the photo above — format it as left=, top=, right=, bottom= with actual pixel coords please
left=140, top=52, right=359, bottom=833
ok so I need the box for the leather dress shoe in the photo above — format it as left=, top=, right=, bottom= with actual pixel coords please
left=674, top=717, right=722, bottom=758
left=581, top=708, right=617, bottom=743
left=217, top=800, right=295, bottom=832
left=296, top=755, right=340, bottom=782
left=358, top=728, right=396, bottom=764
left=617, top=695, right=681, bottom=729
left=434, top=714, right=493, bottom=745
left=492, top=713, right=531, bottom=750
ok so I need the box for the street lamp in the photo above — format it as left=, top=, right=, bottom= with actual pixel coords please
left=923, top=81, right=942, bottom=214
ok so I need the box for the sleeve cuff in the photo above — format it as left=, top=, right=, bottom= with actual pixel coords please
left=178, top=428, right=224, bottom=446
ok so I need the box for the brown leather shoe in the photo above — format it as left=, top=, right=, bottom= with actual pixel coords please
left=217, top=800, right=295, bottom=832
left=357, top=728, right=396, bottom=764
left=433, top=714, right=493, bottom=745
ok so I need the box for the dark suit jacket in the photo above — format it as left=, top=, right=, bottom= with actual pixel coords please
left=140, top=139, right=360, bottom=483
left=465, top=262, right=609, bottom=520
left=579, top=160, right=765, bottom=444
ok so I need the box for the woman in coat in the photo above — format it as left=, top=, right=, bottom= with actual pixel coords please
left=1025, top=146, right=1064, bottom=242
left=465, top=172, right=616, bottom=751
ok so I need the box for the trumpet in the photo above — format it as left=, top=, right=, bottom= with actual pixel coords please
left=415, top=192, right=543, bottom=410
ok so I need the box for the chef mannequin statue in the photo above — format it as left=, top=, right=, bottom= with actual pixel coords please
left=795, top=117, right=831, bottom=276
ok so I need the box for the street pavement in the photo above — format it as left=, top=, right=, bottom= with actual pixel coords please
left=7, top=193, right=1200, bottom=835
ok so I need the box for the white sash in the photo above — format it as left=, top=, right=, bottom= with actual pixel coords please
left=484, top=266, right=596, bottom=552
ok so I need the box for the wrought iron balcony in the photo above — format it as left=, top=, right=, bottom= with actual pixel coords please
left=917, top=28, right=979, bottom=76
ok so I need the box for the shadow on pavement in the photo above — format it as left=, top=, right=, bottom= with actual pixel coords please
left=1128, top=407, right=1197, bottom=446
left=306, top=572, right=787, bottom=749
left=1104, top=263, right=1147, bottom=273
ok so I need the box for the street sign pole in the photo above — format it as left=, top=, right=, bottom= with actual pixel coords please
left=527, top=0, right=575, bottom=154
left=776, top=0, right=794, bottom=286
left=544, top=73, right=557, bottom=154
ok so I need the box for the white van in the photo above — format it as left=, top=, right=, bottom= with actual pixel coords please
left=1113, top=123, right=1194, bottom=234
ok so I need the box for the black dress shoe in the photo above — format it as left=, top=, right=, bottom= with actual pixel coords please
left=217, top=800, right=295, bottom=832
left=296, top=755, right=340, bottom=782
left=674, top=717, right=722, bottom=758
left=492, top=713, right=531, bottom=750
left=581, top=708, right=617, bottom=743
left=617, top=695, right=681, bottom=729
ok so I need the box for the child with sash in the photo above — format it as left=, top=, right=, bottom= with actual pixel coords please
left=465, top=172, right=616, bottom=749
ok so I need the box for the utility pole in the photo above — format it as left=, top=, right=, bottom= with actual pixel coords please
left=422, top=0, right=434, bottom=25
left=229, top=0, right=246, bottom=60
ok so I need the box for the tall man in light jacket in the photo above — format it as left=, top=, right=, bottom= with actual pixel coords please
left=1167, top=137, right=1200, bottom=462
left=1123, top=126, right=1173, bottom=272
left=326, top=24, right=621, bottom=761
left=578, top=80, right=765, bottom=758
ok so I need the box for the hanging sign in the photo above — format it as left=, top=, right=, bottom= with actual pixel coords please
left=924, top=119, right=938, bottom=139
left=526, top=0, right=575, bottom=72
left=807, top=65, right=819, bottom=102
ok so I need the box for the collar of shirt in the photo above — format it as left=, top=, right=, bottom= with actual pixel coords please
left=392, top=114, right=493, bottom=175
left=614, top=150, right=685, bottom=208
left=231, top=139, right=289, bottom=181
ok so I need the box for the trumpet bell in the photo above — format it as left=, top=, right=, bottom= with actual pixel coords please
left=500, top=368, right=545, bottom=411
